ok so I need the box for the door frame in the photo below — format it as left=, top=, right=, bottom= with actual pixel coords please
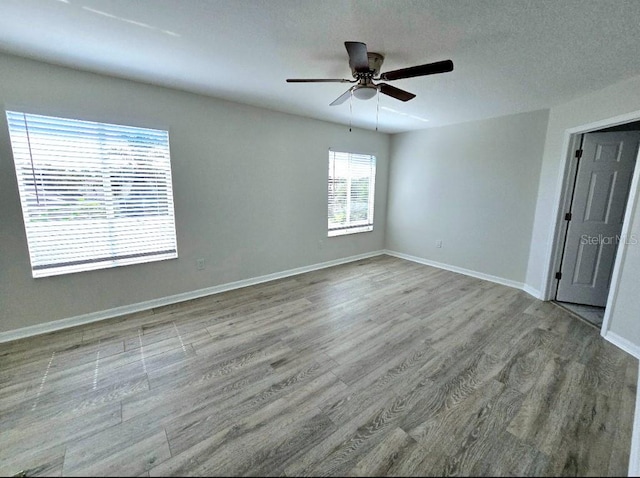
left=543, top=110, right=640, bottom=335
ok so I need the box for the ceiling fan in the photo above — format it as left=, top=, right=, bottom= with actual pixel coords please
left=287, top=41, right=454, bottom=106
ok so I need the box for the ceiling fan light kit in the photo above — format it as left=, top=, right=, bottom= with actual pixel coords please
left=352, top=85, right=378, bottom=100
left=286, top=41, right=454, bottom=106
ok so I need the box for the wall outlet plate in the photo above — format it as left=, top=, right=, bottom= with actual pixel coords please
left=436, top=240, right=442, bottom=248
left=196, top=258, right=205, bottom=270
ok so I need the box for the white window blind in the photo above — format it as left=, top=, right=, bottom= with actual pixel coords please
left=328, top=150, right=376, bottom=236
left=6, top=111, right=178, bottom=278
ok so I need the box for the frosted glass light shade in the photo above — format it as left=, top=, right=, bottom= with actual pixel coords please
left=353, top=86, right=377, bottom=100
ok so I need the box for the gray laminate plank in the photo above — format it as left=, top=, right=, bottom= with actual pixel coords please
left=507, top=357, right=587, bottom=455
left=301, top=374, right=446, bottom=476
left=403, top=377, right=506, bottom=451
left=608, top=359, right=638, bottom=476
left=151, top=371, right=344, bottom=476
left=347, top=426, right=418, bottom=477
left=496, top=326, right=567, bottom=393
left=0, top=444, right=66, bottom=478
left=122, top=361, right=275, bottom=424
left=321, top=338, right=439, bottom=427
left=147, top=339, right=290, bottom=393
left=164, top=357, right=341, bottom=457
left=543, top=391, right=619, bottom=476
left=469, top=431, right=549, bottom=477
left=0, top=402, right=121, bottom=463
left=63, top=427, right=171, bottom=477
left=427, top=386, right=527, bottom=476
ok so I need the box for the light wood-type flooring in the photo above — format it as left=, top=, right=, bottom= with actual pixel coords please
left=0, top=255, right=637, bottom=476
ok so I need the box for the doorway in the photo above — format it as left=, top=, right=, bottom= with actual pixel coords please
left=552, top=123, right=640, bottom=328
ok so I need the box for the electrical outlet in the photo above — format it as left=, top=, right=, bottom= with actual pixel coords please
left=196, top=258, right=205, bottom=270
left=436, top=240, right=442, bottom=248
left=318, top=239, right=324, bottom=250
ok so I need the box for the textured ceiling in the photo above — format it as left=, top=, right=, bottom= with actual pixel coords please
left=1, top=0, right=640, bottom=133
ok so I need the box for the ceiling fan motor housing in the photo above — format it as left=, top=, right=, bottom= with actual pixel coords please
left=350, top=52, right=384, bottom=78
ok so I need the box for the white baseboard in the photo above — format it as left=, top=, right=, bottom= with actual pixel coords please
left=522, top=284, right=542, bottom=299
left=384, top=249, right=526, bottom=291
left=603, top=331, right=640, bottom=360
left=0, top=250, right=384, bottom=344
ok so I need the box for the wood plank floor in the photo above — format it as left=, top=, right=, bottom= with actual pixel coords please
left=0, top=255, right=636, bottom=477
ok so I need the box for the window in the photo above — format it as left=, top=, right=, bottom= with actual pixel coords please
left=328, top=150, right=376, bottom=236
left=6, top=111, right=178, bottom=278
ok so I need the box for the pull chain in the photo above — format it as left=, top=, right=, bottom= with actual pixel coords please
left=376, top=89, right=380, bottom=131
left=349, top=89, right=353, bottom=132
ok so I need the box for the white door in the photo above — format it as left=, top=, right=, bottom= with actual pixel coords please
left=556, top=131, right=640, bottom=306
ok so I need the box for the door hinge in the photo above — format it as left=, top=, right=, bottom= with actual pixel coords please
left=575, top=149, right=583, bottom=158
left=555, top=272, right=562, bottom=280
left=565, top=212, right=572, bottom=221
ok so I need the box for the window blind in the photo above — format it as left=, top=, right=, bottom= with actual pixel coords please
left=328, top=150, right=376, bottom=236
left=6, top=111, right=178, bottom=278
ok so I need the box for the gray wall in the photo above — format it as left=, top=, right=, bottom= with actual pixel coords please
left=610, top=182, right=640, bottom=343
left=0, top=53, right=390, bottom=334
left=386, top=110, right=549, bottom=283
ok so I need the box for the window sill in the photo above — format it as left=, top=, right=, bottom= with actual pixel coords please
left=328, top=226, right=373, bottom=237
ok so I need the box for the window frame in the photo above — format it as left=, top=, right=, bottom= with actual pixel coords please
left=327, top=150, right=377, bottom=237
left=5, top=110, right=178, bottom=278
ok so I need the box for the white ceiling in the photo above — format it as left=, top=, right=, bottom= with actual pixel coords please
left=1, top=0, right=640, bottom=133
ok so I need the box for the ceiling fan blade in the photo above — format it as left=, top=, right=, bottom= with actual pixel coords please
left=379, top=59, right=453, bottom=81
left=330, top=87, right=355, bottom=106
left=286, top=78, right=353, bottom=83
left=379, top=83, right=416, bottom=102
left=345, top=41, right=370, bottom=72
